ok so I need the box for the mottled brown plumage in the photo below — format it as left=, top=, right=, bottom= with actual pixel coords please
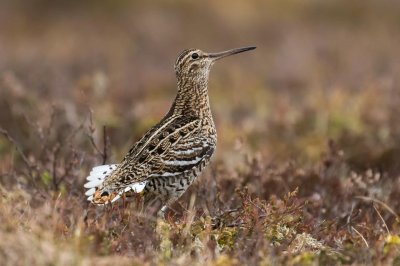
left=84, top=46, right=256, bottom=214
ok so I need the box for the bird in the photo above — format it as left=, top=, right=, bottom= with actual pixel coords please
left=84, top=46, right=256, bottom=216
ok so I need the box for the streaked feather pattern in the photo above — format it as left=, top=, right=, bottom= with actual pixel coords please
left=84, top=46, right=255, bottom=211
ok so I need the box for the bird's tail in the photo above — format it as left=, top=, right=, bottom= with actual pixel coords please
left=84, top=164, right=118, bottom=201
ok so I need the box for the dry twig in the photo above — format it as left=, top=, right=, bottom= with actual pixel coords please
left=351, top=226, right=369, bottom=248
left=0, top=127, right=36, bottom=180
left=355, top=196, right=399, bottom=219
left=86, top=110, right=109, bottom=164
left=373, top=204, right=390, bottom=235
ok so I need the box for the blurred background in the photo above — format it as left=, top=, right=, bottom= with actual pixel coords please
left=1, top=0, right=400, bottom=167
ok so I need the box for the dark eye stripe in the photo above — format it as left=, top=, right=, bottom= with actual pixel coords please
left=176, top=49, right=194, bottom=65
left=175, top=49, right=199, bottom=70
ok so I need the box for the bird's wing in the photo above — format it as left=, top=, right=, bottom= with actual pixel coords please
left=104, top=116, right=216, bottom=188
left=148, top=130, right=216, bottom=178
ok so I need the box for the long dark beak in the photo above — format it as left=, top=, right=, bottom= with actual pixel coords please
left=207, top=46, right=256, bottom=61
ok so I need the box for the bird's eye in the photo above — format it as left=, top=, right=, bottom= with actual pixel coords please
left=191, top=53, right=199, bottom=59
left=100, top=191, right=109, bottom=197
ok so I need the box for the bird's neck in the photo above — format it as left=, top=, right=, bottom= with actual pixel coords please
left=171, top=77, right=212, bottom=118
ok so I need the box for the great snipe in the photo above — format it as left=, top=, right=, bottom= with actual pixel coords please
left=84, top=46, right=256, bottom=215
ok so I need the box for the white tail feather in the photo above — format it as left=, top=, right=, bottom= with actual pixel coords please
left=86, top=164, right=118, bottom=181
left=85, top=187, right=96, bottom=196
left=111, top=181, right=147, bottom=203
left=84, top=164, right=118, bottom=200
left=84, top=164, right=147, bottom=203
left=92, top=164, right=118, bottom=171
left=130, top=181, right=147, bottom=193
left=84, top=179, right=103, bottom=188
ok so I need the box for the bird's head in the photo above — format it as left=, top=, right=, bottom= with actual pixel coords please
left=174, top=46, right=256, bottom=83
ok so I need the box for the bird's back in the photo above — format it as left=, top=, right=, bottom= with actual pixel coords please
left=86, top=110, right=216, bottom=205
left=109, top=113, right=215, bottom=183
